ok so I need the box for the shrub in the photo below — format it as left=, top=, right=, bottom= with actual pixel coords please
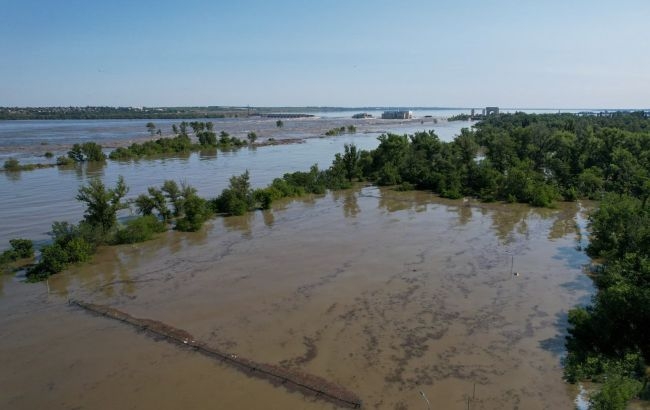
left=0, top=249, right=18, bottom=265
left=9, top=239, right=33, bottom=259
left=212, top=189, right=249, bottom=216
left=115, top=215, right=167, bottom=244
left=26, top=222, right=98, bottom=281
left=253, top=189, right=273, bottom=209
left=56, top=156, right=74, bottom=166
left=394, top=182, right=415, bottom=191
left=212, top=171, right=254, bottom=216
left=589, top=374, right=642, bottom=410
left=34, top=244, right=69, bottom=276
left=68, top=142, right=106, bottom=162
left=174, top=195, right=210, bottom=232
left=44, top=151, right=54, bottom=158
left=3, top=158, right=20, bottom=171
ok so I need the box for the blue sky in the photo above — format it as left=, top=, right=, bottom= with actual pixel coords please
left=1, top=0, right=648, bottom=108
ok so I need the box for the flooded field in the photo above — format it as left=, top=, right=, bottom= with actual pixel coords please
left=0, top=187, right=595, bottom=409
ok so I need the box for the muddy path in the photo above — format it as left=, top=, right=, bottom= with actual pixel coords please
left=0, top=188, right=594, bottom=409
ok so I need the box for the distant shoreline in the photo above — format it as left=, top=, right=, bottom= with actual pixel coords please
left=0, top=106, right=645, bottom=121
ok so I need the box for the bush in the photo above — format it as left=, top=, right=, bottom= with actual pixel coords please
left=174, top=195, right=210, bottom=232
left=56, top=156, right=74, bottom=166
left=212, top=171, right=254, bottom=216
left=64, top=237, right=94, bottom=263
left=394, top=182, right=415, bottom=191
left=26, top=222, right=97, bottom=281
left=115, top=215, right=167, bottom=244
left=589, top=374, right=642, bottom=410
left=1, top=239, right=34, bottom=268
left=9, top=239, right=33, bottom=259
left=35, top=244, right=70, bottom=276
left=212, top=189, right=249, bottom=216
left=68, top=142, right=106, bottom=162
left=3, top=158, right=20, bottom=171
left=44, top=151, right=54, bottom=158
left=253, top=189, right=273, bottom=209
left=0, top=249, right=18, bottom=265
left=528, top=182, right=558, bottom=207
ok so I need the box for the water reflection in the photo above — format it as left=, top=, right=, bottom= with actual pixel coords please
left=455, top=203, right=473, bottom=226
left=343, top=191, right=360, bottom=218
left=199, top=149, right=218, bottom=161
left=262, top=209, right=275, bottom=228
left=48, top=270, right=72, bottom=297
left=332, top=189, right=361, bottom=218
left=538, top=310, right=571, bottom=358
left=3, top=170, right=21, bottom=182
left=178, top=225, right=211, bottom=247
left=57, top=161, right=107, bottom=180
left=548, top=202, right=579, bottom=241
left=490, top=204, right=533, bottom=244
left=377, top=191, right=412, bottom=213
left=222, top=212, right=254, bottom=236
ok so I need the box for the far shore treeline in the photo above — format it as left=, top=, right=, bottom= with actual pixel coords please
left=0, top=106, right=260, bottom=120
left=2, top=111, right=650, bottom=407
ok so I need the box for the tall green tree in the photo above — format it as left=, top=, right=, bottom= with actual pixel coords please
left=76, top=176, right=129, bottom=235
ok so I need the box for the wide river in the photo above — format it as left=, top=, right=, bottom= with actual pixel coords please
left=0, top=114, right=598, bottom=409
left=0, top=115, right=472, bottom=247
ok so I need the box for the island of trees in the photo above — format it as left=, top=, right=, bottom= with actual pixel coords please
left=2, top=111, right=650, bottom=408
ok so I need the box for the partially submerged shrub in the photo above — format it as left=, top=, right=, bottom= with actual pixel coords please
left=115, top=215, right=167, bottom=244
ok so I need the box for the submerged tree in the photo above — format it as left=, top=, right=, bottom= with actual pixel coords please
left=146, top=122, right=156, bottom=135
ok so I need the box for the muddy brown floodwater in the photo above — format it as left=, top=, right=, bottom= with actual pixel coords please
left=0, top=187, right=594, bottom=410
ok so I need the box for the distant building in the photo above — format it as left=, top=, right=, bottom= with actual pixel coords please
left=381, top=110, right=413, bottom=119
left=352, top=113, right=373, bottom=119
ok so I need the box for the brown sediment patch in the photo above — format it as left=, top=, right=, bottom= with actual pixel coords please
left=69, top=299, right=362, bottom=409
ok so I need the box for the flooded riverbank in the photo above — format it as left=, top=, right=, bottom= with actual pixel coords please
left=0, top=188, right=595, bottom=409
left=0, top=115, right=470, bottom=162
left=0, top=116, right=476, bottom=247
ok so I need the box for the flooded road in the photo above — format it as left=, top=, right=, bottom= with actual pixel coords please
left=0, top=188, right=594, bottom=409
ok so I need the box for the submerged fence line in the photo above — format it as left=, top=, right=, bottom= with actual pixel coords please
left=69, top=299, right=362, bottom=409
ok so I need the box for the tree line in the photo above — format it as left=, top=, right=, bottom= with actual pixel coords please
left=0, top=106, right=246, bottom=120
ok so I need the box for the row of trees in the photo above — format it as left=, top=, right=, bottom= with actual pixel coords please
left=0, top=107, right=239, bottom=120
left=564, top=194, right=650, bottom=407
left=337, top=113, right=650, bottom=209
left=109, top=122, right=249, bottom=160
left=17, top=140, right=366, bottom=280
left=324, top=125, right=357, bottom=136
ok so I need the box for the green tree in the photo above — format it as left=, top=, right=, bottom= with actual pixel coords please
left=76, top=176, right=129, bottom=234
left=162, top=180, right=182, bottom=216
left=276, top=120, right=283, bottom=128
left=67, top=142, right=106, bottom=162
left=212, top=171, right=254, bottom=216
left=146, top=122, right=156, bottom=135
left=331, top=143, right=361, bottom=182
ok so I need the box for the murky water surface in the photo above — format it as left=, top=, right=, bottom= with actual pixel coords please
left=0, top=116, right=473, bottom=247
left=0, top=188, right=595, bottom=409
